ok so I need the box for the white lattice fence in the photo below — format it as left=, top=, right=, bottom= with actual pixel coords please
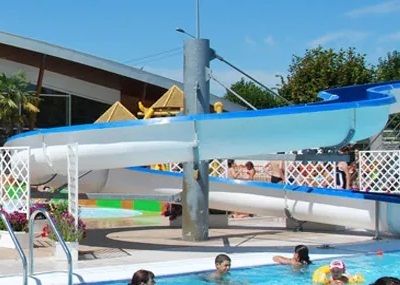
left=0, top=147, right=30, bottom=215
left=169, top=160, right=228, bottom=177
left=359, top=150, right=400, bottom=193
left=285, top=161, right=337, bottom=188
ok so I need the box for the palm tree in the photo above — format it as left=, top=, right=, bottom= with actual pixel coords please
left=0, top=72, right=39, bottom=141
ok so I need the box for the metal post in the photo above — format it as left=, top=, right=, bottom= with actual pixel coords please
left=182, top=39, right=211, bottom=241
left=196, top=0, right=200, bottom=39
left=374, top=201, right=381, bottom=240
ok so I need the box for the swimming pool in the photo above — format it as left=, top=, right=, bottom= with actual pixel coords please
left=80, top=207, right=143, bottom=219
left=88, top=251, right=400, bottom=284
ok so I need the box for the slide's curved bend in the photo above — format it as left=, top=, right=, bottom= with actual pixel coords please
left=6, top=81, right=400, bottom=233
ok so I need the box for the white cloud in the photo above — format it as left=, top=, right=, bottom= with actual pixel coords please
left=379, top=31, right=400, bottom=42
left=263, top=36, right=276, bottom=47
left=309, top=31, right=369, bottom=47
left=345, top=0, right=400, bottom=18
left=244, top=36, right=257, bottom=46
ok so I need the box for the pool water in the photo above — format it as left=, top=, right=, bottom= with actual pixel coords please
left=80, top=207, right=142, bottom=219
left=90, top=251, right=400, bottom=284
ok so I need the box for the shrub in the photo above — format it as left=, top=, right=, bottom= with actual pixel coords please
left=41, top=201, right=86, bottom=242
left=0, top=210, right=28, bottom=232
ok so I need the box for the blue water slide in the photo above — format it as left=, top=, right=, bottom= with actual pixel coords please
left=5, top=81, right=400, bottom=233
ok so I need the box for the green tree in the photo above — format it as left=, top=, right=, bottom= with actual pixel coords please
left=278, top=47, right=374, bottom=103
left=223, top=78, right=283, bottom=109
left=374, top=51, right=400, bottom=130
left=0, top=72, right=39, bottom=139
left=376, top=50, right=400, bottom=82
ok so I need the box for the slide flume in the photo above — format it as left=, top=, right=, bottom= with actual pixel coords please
left=6, top=81, right=400, bottom=234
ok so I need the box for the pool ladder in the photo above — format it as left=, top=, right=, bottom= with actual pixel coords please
left=0, top=211, right=28, bottom=285
left=0, top=209, right=73, bottom=285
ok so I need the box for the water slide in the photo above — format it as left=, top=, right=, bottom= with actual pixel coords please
left=6, top=81, right=400, bottom=233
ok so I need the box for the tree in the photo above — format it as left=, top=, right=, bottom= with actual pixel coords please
left=376, top=50, right=400, bottom=82
left=223, top=78, right=283, bottom=110
left=278, top=47, right=374, bottom=103
left=0, top=72, right=39, bottom=140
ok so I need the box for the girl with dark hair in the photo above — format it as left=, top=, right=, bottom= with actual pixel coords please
left=130, top=269, right=155, bottom=285
left=244, top=161, right=256, bottom=180
left=273, top=244, right=312, bottom=266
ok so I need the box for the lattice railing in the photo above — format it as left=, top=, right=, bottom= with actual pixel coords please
left=0, top=147, right=30, bottom=215
left=285, top=161, right=337, bottom=188
left=169, top=160, right=228, bottom=177
left=166, top=151, right=400, bottom=193
left=359, top=150, right=400, bottom=193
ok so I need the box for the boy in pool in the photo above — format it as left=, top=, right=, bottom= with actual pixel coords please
left=209, top=254, right=231, bottom=280
left=205, top=254, right=250, bottom=285
left=272, top=244, right=312, bottom=267
left=329, top=259, right=349, bottom=284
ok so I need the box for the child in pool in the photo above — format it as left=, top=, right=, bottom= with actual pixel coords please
left=272, top=244, right=312, bottom=267
left=130, top=269, right=155, bottom=285
left=209, top=254, right=231, bottom=281
left=329, top=260, right=349, bottom=285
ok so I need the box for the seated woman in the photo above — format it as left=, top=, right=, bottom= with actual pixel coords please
left=272, top=244, right=311, bottom=267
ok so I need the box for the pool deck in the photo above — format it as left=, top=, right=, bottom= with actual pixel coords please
left=1, top=216, right=399, bottom=284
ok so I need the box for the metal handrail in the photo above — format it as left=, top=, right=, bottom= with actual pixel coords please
left=0, top=212, right=28, bottom=285
left=29, top=209, right=72, bottom=285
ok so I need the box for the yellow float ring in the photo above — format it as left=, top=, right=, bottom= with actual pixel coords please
left=312, top=265, right=364, bottom=284
left=312, top=265, right=330, bottom=284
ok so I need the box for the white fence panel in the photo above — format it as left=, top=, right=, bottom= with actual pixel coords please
left=359, top=150, right=400, bottom=193
left=0, top=147, right=30, bottom=215
left=285, top=161, right=337, bottom=188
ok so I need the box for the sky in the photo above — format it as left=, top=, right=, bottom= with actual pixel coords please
left=0, top=0, right=399, bottom=96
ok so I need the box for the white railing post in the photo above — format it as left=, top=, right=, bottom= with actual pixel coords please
left=67, top=143, right=79, bottom=229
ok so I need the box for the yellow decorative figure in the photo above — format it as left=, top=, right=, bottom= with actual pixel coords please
left=138, top=101, right=155, bottom=119
left=213, top=101, right=223, bottom=113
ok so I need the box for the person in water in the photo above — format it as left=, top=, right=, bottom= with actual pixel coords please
left=272, top=244, right=312, bottom=266
left=207, top=254, right=232, bottom=282
left=130, top=269, right=155, bottom=285
left=329, top=259, right=349, bottom=284
left=370, top=276, right=400, bottom=285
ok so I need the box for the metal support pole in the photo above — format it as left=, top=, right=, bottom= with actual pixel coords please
left=196, top=0, right=200, bottom=39
left=373, top=201, right=381, bottom=240
left=182, top=39, right=211, bottom=241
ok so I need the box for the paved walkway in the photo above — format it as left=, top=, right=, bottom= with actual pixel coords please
left=0, top=216, right=399, bottom=284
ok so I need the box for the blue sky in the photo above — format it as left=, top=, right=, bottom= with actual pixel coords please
left=0, top=0, right=399, bottom=95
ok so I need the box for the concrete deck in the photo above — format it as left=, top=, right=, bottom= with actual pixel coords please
left=0, top=216, right=399, bottom=284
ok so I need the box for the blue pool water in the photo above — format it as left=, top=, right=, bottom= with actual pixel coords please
left=88, top=251, right=400, bottom=284
left=80, top=207, right=142, bottom=219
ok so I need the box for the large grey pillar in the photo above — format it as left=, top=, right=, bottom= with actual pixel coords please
left=182, top=39, right=211, bottom=241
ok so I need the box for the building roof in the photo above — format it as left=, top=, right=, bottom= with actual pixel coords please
left=0, top=30, right=244, bottom=112
left=95, top=101, right=137, bottom=123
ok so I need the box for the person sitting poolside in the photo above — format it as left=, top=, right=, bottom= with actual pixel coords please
left=130, top=269, right=155, bottom=285
left=272, top=244, right=312, bottom=267
left=329, top=259, right=349, bottom=284
left=370, top=277, right=400, bottom=285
